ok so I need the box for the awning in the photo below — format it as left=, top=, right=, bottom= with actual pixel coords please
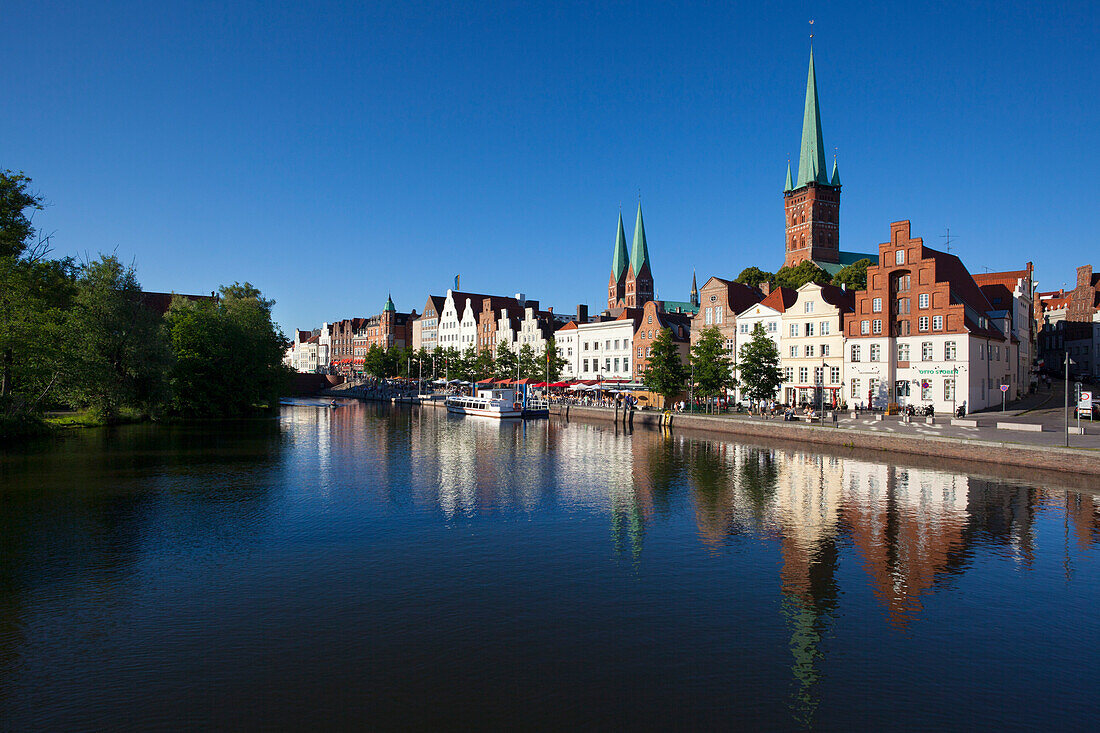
left=476, top=378, right=495, bottom=384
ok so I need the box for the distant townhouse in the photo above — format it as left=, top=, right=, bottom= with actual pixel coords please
left=843, top=220, right=1013, bottom=413
left=690, top=277, right=766, bottom=360
left=331, top=317, right=367, bottom=376
left=735, top=287, right=797, bottom=403
left=778, top=283, right=853, bottom=407
left=435, top=290, right=531, bottom=352
left=1038, top=264, right=1100, bottom=380
left=413, top=295, right=445, bottom=351
left=974, top=264, right=1036, bottom=395
left=477, top=294, right=530, bottom=353
left=558, top=309, right=640, bottom=382
left=633, top=301, right=692, bottom=382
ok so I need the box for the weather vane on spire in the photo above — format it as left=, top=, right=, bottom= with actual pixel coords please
left=809, top=19, right=814, bottom=41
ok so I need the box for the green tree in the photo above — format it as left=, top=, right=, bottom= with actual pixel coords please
left=641, top=328, right=687, bottom=409
left=472, top=348, right=494, bottom=381
left=831, top=258, right=872, bottom=291
left=737, top=322, right=783, bottom=406
left=363, top=344, right=385, bottom=377
left=774, top=261, right=831, bottom=290
left=493, top=341, right=517, bottom=380
left=518, top=343, right=539, bottom=380
left=0, top=170, right=42, bottom=259
left=165, top=281, right=290, bottom=417
left=543, top=338, right=567, bottom=383
left=67, top=255, right=168, bottom=422
left=735, top=266, right=775, bottom=288
left=690, top=326, right=735, bottom=413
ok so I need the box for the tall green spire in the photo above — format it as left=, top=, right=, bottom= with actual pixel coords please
left=784, top=163, right=794, bottom=192
left=383, top=293, right=395, bottom=312
left=630, top=203, right=649, bottom=276
left=830, top=158, right=841, bottom=186
left=611, top=212, right=629, bottom=281
left=796, top=49, right=830, bottom=187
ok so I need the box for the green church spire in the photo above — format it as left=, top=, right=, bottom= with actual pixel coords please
left=796, top=49, right=830, bottom=187
left=611, top=211, right=629, bottom=281
left=830, top=157, right=841, bottom=186
left=784, top=162, right=794, bottom=192
left=630, top=203, right=649, bottom=276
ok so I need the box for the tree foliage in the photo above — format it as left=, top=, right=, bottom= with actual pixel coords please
left=831, top=258, right=872, bottom=291
left=543, top=338, right=567, bottom=383
left=641, top=328, right=687, bottom=408
left=67, top=255, right=169, bottom=421
left=164, top=281, right=289, bottom=417
left=734, top=266, right=775, bottom=288
left=774, top=261, right=831, bottom=290
left=737, top=322, right=783, bottom=404
left=690, top=326, right=735, bottom=409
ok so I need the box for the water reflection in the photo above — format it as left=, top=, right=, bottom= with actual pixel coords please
left=0, top=400, right=1097, bottom=730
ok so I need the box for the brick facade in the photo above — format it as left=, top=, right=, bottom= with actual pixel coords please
left=784, top=183, right=840, bottom=268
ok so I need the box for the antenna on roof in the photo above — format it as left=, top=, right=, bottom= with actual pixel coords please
left=940, top=227, right=956, bottom=254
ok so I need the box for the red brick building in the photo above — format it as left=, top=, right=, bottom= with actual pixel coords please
left=632, top=301, right=691, bottom=381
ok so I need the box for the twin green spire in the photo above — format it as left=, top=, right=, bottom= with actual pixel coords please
left=630, top=203, right=649, bottom=276
left=786, top=48, right=839, bottom=191
left=611, top=204, right=650, bottom=280
left=611, top=212, right=629, bottom=281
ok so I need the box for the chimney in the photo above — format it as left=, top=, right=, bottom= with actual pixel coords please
left=547, top=306, right=553, bottom=314
left=759, top=282, right=771, bottom=296
left=577, top=304, right=588, bottom=323
left=515, top=292, right=526, bottom=306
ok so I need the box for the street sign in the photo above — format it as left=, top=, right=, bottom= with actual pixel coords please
left=999, top=384, right=1009, bottom=393
left=1080, top=391, right=1093, bottom=410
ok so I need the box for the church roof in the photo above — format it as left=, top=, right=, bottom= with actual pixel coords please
left=796, top=49, right=831, bottom=188
left=611, top=212, right=629, bottom=281
left=630, top=203, right=650, bottom=276
left=812, top=250, right=878, bottom=277
left=383, top=294, right=395, bottom=312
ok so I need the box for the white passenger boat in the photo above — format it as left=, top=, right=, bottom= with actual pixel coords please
left=445, top=388, right=524, bottom=419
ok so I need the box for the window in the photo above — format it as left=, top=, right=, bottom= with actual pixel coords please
left=945, top=378, right=955, bottom=401
left=861, top=320, right=870, bottom=335
left=740, top=323, right=749, bottom=334
left=789, top=345, right=799, bottom=358
left=790, top=323, right=800, bottom=337
left=896, top=297, right=910, bottom=314
left=919, top=293, right=929, bottom=309
left=851, top=378, right=860, bottom=398
left=582, top=359, right=589, bottom=372
left=870, top=344, right=880, bottom=362
left=637, top=347, right=642, bottom=358
left=821, top=344, right=830, bottom=357
left=918, top=316, right=929, bottom=331
left=872, top=319, right=882, bottom=334
left=584, top=342, right=589, bottom=351
left=593, top=341, right=599, bottom=350
left=895, top=250, right=905, bottom=265
left=820, top=321, right=830, bottom=335
left=932, top=315, right=943, bottom=330
left=605, top=358, right=611, bottom=372
left=872, top=298, right=882, bottom=313
left=767, top=322, right=777, bottom=333
left=705, top=308, right=713, bottom=325
left=784, top=367, right=794, bottom=382
left=922, top=342, right=933, bottom=361
left=851, top=345, right=861, bottom=362
left=647, top=315, right=652, bottom=324
left=613, top=339, right=619, bottom=349
left=806, top=323, right=815, bottom=336
left=805, top=301, right=814, bottom=313
left=830, top=366, right=840, bottom=384
left=921, top=381, right=932, bottom=401
left=715, top=308, right=722, bottom=324
left=799, top=367, right=809, bottom=384
left=605, top=340, right=611, bottom=350
left=806, top=345, right=815, bottom=357
left=623, top=358, right=629, bottom=372
left=898, top=343, right=910, bottom=361
left=614, top=358, right=619, bottom=371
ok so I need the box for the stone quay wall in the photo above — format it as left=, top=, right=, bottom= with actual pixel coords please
left=555, top=405, right=1100, bottom=480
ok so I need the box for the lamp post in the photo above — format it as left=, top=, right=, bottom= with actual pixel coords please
left=819, top=359, right=826, bottom=425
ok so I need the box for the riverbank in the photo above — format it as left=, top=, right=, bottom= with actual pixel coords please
left=555, top=404, right=1100, bottom=479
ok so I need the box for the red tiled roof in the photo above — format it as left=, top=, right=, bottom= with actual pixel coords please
left=758, top=286, right=798, bottom=313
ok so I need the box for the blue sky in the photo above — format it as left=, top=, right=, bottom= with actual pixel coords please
left=4, top=1, right=1098, bottom=333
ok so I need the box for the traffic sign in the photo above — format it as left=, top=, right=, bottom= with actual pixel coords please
left=999, top=384, right=1009, bottom=393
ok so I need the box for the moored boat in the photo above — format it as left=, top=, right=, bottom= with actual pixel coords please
left=445, top=388, right=524, bottom=419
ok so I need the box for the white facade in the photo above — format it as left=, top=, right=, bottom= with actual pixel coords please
left=843, top=333, right=1015, bottom=413
left=779, top=284, right=847, bottom=407
left=733, top=301, right=783, bottom=403
left=559, top=319, right=635, bottom=381
left=437, top=290, right=480, bottom=351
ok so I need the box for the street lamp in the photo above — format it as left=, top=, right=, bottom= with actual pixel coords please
left=819, top=359, right=826, bottom=425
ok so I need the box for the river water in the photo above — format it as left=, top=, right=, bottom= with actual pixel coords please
left=1, top=400, right=1097, bottom=730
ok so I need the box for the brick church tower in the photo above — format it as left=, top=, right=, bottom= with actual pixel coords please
left=783, top=49, right=841, bottom=269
